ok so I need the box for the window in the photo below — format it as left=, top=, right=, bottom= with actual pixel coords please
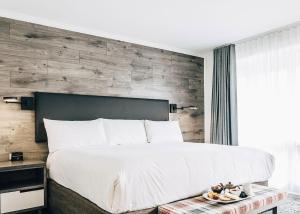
left=236, top=25, right=300, bottom=194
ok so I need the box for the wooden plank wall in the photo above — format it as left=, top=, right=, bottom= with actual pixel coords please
left=0, top=17, right=204, bottom=161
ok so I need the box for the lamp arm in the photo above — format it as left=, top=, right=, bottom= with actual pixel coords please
left=180, top=105, right=198, bottom=110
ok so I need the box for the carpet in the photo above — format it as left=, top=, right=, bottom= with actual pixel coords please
left=265, top=194, right=300, bottom=214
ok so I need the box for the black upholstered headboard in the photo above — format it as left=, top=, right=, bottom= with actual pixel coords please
left=35, top=92, right=169, bottom=143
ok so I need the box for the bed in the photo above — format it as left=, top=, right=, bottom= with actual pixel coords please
left=33, top=92, right=274, bottom=214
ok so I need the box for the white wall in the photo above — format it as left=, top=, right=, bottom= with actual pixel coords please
left=198, top=50, right=214, bottom=143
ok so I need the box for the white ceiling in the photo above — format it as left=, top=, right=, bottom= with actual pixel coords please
left=1, top=0, right=300, bottom=56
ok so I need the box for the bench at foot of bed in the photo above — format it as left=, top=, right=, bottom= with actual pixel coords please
left=158, top=184, right=287, bottom=214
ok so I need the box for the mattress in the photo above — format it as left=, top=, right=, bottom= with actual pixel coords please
left=46, top=143, right=274, bottom=213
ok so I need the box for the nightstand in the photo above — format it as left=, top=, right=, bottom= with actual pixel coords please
left=0, top=160, right=46, bottom=214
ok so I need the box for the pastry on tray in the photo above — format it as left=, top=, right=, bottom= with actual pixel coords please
left=206, top=191, right=244, bottom=202
left=219, top=195, right=232, bottom=201
left=225, top=193, right=240, bottom=200
left=208, top=192, right=220, bottom=200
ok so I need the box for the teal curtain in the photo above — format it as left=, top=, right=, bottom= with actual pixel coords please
left=210, top=44, right=238, bottom=145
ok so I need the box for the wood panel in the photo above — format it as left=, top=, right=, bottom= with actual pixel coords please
left=0, top=21, right=9, bottom=38
left=0, top=54, right=47, bottom=74
left=10, top=22, right=107, bottom=54
left=0, top=16, right=204, bottom=161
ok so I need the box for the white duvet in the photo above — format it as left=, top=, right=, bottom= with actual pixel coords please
left=47, top=143, right=274, bottom=213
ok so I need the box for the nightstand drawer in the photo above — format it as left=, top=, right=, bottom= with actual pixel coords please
left=0, top=189, right=44, bottom=213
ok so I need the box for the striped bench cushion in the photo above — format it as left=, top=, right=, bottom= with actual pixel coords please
left=158, top=184, right=287, bottom=214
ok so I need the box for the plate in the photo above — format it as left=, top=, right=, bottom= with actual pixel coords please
left=202, top=193, right=253, bottom=204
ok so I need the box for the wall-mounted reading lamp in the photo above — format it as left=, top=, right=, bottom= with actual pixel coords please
left=169, top=104, right=198, bottom=113
left=3, top=96, right=34, bottom=110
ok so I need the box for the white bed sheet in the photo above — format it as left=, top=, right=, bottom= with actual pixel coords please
left=47, top=143, right=274, bottom=213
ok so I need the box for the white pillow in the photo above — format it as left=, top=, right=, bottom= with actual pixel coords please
left=43, top=119, right=107, bottom=153
left=145, top=120, right=184, bottom=144
left=102, top=119, right=147, bottom=145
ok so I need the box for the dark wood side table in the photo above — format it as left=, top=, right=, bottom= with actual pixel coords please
left=0, top=160, right=46, bottom=214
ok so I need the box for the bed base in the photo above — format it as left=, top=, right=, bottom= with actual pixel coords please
left=48, top=179, right=268, bottom=214
left=47, top=179, right=157, bottom=214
